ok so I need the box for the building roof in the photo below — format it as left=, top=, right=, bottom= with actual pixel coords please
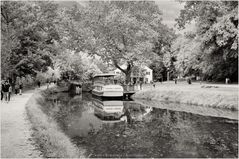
left=114, top=65, right=152, bottom=71
left=93, top=73, right=116, bottom=78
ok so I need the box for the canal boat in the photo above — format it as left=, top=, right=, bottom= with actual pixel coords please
left=92, top=73, right=124, bottom=98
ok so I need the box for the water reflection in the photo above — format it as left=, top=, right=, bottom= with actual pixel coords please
left=92, top=98, right=124, bottom=122
left=41, top=92, right=238, bottom=158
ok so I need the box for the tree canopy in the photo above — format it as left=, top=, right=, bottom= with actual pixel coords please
left=73, top=1, right=174, bottom=83
left=1, top=1, right=237, bottom=83
left=1, top=1, right=60, bottom=79
left=174, top=1, right=238, bottom=81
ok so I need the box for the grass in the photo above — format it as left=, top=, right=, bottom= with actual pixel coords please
left=26, top=90, right=85, bottom=158
left=133, top=82, right=238, bottom=111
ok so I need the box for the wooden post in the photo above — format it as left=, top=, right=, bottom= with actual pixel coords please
left=167, top=71, right=169, bottom=82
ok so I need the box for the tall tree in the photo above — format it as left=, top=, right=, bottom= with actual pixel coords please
left=175, top=1, right=238, bottom=81
left=171, top=34, right=202, bottom=77
left=1, top=1, right=60, bottom=78
left=151, top=25, right=176, bottom=80
left=74, top=1, right=168, bottom=83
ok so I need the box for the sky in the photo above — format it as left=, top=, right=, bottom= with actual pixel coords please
left=155, top=0, right=195, bottom=33
left=155, top=0, right=184, bottom=29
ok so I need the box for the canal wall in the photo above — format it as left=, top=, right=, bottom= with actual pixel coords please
left=133, top=84, right=238, bottom=111
left=25, top=89, right=85, bottom=158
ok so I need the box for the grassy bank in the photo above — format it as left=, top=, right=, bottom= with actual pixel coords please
left=26, top=89, right=85, bottom=158
left=133, top=82, right=238, bottom=111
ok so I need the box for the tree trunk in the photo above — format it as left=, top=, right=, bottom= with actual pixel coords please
left=113, top=59, right=133, bottom=85
left=125, top=71, right=131, bottom=84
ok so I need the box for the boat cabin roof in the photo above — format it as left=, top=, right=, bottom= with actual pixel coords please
left=93, top=73, right=116, bottom=78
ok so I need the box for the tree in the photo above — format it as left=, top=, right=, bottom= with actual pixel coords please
left=1, top=1, right=61, bottom=79
left=93, top=58, right=109, bottom=73
left=54, top=49, right=84, bottom=81
left=151, top=25, right=176, bottom=81
left=56, top=3, right=88, bottom=53
left=81, top=54, right=102, bottom=81
left=171, top=34, right=202, bottom=78
left=54, top=48, right=102, bottom=82
left=175, top=1, right=238, bottom=81
left=149, top=60, right=167, bottom=81
left=76, top=1, right=168, bottom=84
left=1, top=1, right=25, bottom=78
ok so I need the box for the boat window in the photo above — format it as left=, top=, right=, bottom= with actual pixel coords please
left=94, top=75, right=116, bottom=85
left=105, top=78, right=114, bottom=85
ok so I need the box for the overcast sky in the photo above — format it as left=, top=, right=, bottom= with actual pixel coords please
left=156, top=0, right=184, bottom=29
left=155, top=0, right=195, bottom=33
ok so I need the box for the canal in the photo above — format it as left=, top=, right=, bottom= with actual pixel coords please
left=40, top=92, right=238, bottom=158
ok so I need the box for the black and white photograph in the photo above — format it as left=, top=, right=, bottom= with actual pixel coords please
left=1, top=0, right=238, bottom=158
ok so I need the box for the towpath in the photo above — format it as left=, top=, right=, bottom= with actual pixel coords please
left=1, top=86, right=48, bottom=158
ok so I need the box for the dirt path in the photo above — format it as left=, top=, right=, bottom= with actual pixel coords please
left=1, top=86, right=48, bottom=158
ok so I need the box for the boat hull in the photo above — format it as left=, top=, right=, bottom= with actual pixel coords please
left=92, top=85, right=123, bottom=98
left=92, top=94, right=123, bottom=100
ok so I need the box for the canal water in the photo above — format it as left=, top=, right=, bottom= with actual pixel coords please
left=41, top=92, right=238, bottom=158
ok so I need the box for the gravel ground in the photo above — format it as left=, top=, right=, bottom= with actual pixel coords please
left=1, top=87, right=46, bottom=158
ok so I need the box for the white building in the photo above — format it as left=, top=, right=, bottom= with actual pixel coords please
left=142, top=66, right=153, bottom=83
left=114, top=65, right=153, bottom=84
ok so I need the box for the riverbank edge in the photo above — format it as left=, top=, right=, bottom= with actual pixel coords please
left=132, top=89, right=238, bottom=111
left=25, top=89, right=85, bottom=158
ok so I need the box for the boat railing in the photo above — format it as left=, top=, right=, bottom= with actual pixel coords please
left=94, top=81, right=105, bottom=85
left=94, top=80, right=119, bottom=85
left=122, top=84, right=140, bottom=92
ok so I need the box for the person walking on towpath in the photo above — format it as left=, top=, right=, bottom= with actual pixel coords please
left=19, top=78, right=23, bottom=95
left=2, top=80, right=10, bottom=103
left=8, top=84, right=12, bottom=102
left=15, top=81, right=19, bottom=95
left=1, top=79, right=4, bottom=101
